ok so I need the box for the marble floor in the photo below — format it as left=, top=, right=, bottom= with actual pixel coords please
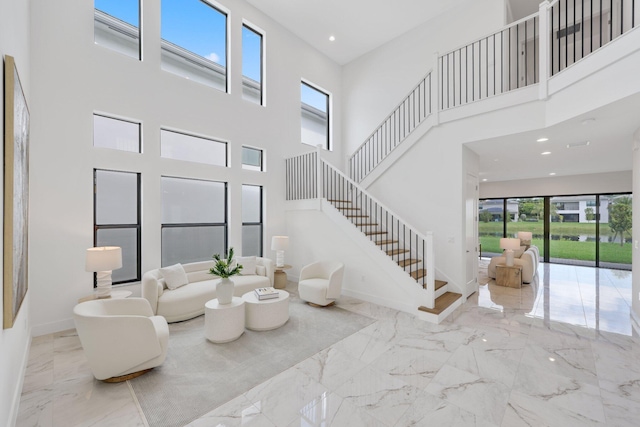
left=16, top=262, right=640, bottom=426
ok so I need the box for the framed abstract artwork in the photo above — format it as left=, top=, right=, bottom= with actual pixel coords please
left=3, top=55, right=30, bottom=329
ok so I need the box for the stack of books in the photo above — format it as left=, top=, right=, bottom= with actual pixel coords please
left=254, top=287, right=279, bottom=300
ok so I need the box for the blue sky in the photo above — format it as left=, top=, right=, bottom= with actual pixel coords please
left=301, top=83, right=328, bottom=112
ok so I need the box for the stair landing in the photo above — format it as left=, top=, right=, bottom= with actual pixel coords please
left=417, top=291, right=462, bottom=315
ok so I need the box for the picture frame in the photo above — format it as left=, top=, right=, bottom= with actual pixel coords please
left=3, top=55, right=30, bottom=329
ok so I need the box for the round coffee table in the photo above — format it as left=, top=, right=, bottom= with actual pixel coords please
left=204, top=297, right=245, bottom=343
left=242, top=290, right=290, bottom=331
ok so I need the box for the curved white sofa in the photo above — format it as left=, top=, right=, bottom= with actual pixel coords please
left=488, top=246, right=539, bottom=284
left=142, top=258, right=274, bottom=323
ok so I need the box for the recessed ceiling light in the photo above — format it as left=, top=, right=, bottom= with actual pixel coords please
left=567, top=141, right=590, bottom=148
left=482, top=178, right=487, bottom=182
left=549, top=357, right=556, bottom=362
left=537, top=137, right=549, bottom=142
left=329, top=35, right=335, bottom=41
left=541, top=151, right=551, bottom=155
left=549, top=172, right=556, bottom=176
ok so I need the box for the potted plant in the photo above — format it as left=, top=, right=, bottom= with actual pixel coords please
left=209, top=247, right=243, bottom=304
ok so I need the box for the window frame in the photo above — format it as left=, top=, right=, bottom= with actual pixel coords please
left=160, top=127, right=229, bottom=167
left=160, top=176, right=228, bottom=266
left=242, top=184, right=263, bottom=257
left=241, top=145, right=264, bottom=171
left=160, top=0, right=230, bottom=92
left=93, top=0, right=142, bottom=60
left=241, top=21, right=265, bottom=106
left=93, top=113, right=142, bottom=153
left=300, top=79, right=331, bottom=151
left=93, top=169, right=142, bottom=286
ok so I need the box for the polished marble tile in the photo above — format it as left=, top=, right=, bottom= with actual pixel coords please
left=16, top=265, right=640, bottom=427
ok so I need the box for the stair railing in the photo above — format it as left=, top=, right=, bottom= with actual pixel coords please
left=286, top=147, right=436, bottom=309
left=348, top=0, right=638, bottom=180
left=348, top=71, right=433, bottom=183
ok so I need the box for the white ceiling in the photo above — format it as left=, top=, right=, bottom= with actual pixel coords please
left=247, top=0, right=636, bottom=184
left=246, top=0, right=468, bottom=65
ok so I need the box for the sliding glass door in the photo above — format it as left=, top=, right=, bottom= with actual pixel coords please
left=549, top=196, right=596, bottom=267
left=600, top=194, right=633, bottom=269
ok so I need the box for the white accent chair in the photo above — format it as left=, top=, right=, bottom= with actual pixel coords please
left=73, top=298, right=169, bottom=381
left=298, top=261, right=345, bottom=307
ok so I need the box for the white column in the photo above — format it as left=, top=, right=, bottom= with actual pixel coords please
left=632, top=127, right=640, bottom=331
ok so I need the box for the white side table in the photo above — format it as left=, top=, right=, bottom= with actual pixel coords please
left=204, top=297, right=245, bottom=343
left=242, top=290, right=290, bottom=331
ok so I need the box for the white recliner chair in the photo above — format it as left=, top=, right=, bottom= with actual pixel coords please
left=73, top=298, right=169, bottom=382
left=298, top=261, right=345, bottom=307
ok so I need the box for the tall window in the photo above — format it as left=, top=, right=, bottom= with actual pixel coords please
left=94, top=169, right=141, bottom=284
left=94, top=0, right=141, bottom=60
left=161, top=0, right=228, bottom=92
left=161, top=177, right=227, bottom=266
left=161, top=129, right=227, bottom=166
left=242, top=146, right=263, bottom=171
left=242, top=185, right=263, bottom=256
left=301, top=81, right=330, bottom=150
left=242, top=24, right=264, bottom=105
left=93, top=114, right=141, bottom=153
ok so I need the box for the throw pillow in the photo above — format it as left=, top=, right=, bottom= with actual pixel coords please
left=160, top=263, right=189, bottom=290
left=237, top=256, right=257, bottom=275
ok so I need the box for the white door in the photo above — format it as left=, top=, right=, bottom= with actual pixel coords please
left=465, top=174, right=479, bottom=297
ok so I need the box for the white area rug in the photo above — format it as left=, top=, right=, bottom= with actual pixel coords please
left=130, top=292, right=375, bottom=427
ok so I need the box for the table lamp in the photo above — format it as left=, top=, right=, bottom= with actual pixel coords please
left=517, top=231, right=533, bottom=248
left=271, top=236, right=289, bottom=267
left=500, top=238, right=521, bottom=267
left=86, top=246, right=122, bottom=298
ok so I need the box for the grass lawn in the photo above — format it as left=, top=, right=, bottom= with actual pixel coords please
left=479, top=220, right=620, bottom=238
left=479, top=236, right=632, bottom=264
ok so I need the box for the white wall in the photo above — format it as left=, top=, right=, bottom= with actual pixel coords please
left=0, top=0, right=31, bottom=424
left=341, top=0, right=506, bottom=157
left=28, top=0, right=342, bottom=335
left=480, top=170, right=632, bottom=198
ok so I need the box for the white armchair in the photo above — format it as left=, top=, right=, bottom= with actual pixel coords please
left=298, top=261, right=345, bottom=307
left=73, top=298, right=169, bottom=382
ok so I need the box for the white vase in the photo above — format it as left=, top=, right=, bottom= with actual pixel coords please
left=216, top=277, right=234, bottom=304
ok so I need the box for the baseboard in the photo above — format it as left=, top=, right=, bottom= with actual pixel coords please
left=631, top=309, right=640, bottom=337
left=31, top=317, right=75, bottom=337
left=7, top=327, right=32, bottom=427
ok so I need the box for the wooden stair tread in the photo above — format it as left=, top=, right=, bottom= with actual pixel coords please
left=328, top=199, right=351, bottom=203
left=375, top=239, right=398, bottom=245
left=346, top=214, right=368, bottom=218
left=397, top=258, right=420, bottom=267
left=365, top=231, right=387, bottom=236
left=435, top=279, right=447, bottom=291
left=386, top=248, right=410, bottom=256
left=417, top=292, right=462, bottom=315
left=354, top=223, right=378, bottom=227
left=338, top=207, right=360, bottom=211
left=411, top=269, right=427, bottom=280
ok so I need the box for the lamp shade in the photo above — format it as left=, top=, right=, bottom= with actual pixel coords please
left=500, top=238, right=521, bottom=251
left=271, top=236, right=289, bottom=251
left=517, top=231, right=533, bottom=244
left=85, top=246, right=122, bottom=272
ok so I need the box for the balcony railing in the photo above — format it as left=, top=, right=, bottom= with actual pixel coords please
left=348, top=0, right=638, bottom=182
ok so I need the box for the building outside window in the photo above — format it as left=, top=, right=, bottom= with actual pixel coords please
left=161, top=0, right=228, bottom=91
left=242, top=185, right=263, bottom=256
left=161, top=176, right=227, bottom=266
left=93, top=114, right=141, bottom=153
left=94, top=0, right=141, bottom=60
left=94, top=169, right=141, bottom=284
left=161, top=129, right=227, bottom=166
left=242, top=23, right=264, bottom=105
left=301, top=81, right=330, bottom=150
left=242, top=146, right=264, bottom=171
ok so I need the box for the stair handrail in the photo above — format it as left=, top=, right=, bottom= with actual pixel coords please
left=319, top=152, right=435, bottom=307
left=348, top=70, right=433, bottom=183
